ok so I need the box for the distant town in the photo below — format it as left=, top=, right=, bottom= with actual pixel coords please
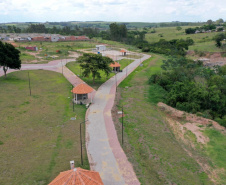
left=0, top=33, right=90, bottom=42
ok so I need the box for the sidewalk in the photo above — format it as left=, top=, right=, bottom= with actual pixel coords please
left=86, top=54, right=151, bottom=185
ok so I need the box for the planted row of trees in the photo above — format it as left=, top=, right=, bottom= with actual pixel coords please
left=185, top=25, right=218, bottom=34
left=149, top=57, right=226, bottom=127
left=0, top=24, right=100, bottom=38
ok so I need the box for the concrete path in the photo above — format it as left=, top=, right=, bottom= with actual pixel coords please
left=86, top=54, right=151, bottom=185
left=0, top=59, right=83, bottom=87
left=0, top=53, right=151, bottom=184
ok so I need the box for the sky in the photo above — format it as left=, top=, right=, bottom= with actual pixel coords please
left=0, top=0, right=225, bottom=23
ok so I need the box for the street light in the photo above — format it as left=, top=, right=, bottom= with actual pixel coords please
left=126, top=61, right=128, bottom=77
left=115, top=72, right=117, bottom=92
left=117, top=105, right=124, bottom=146
left=61, top=56, right=63, bottom=75
left=80, top=120, right=88, bottom=165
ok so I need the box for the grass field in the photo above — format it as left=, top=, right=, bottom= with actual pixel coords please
left=113, top=54, right=214, bottom=184
left=145, top=26, right=222, bottom=52
left=0, top=70, right=89, bottom=185
left=66, top=58, right=134, bottom=90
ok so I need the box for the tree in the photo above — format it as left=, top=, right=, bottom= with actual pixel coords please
left=0, top=41, right=21, bottom=77
left=216, top=18, right=224, bottom=25
left=176, top=26, right=182, bottom=31
left=77, top=53, right=113, bottom=84
left=207, top=19, right=213, bottom=25
left=214, top=33, right=225, bottom=47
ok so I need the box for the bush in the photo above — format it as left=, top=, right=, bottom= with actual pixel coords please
left=142, top=46, right=150, bottom=52
left=215, top=118, right=226, bottom=127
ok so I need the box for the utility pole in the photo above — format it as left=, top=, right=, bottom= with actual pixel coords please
left=61, top=56, right=63, bottom=75
left=117, top=105, right=124, bottom=145
left=28, top=72, right=31, bottom=96
left=115, top=72, right=117, bottom=92
left=80, top=120, right=88, bottom=165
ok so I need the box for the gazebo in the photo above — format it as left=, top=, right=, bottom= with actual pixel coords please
left=120, top=49, right=127, bottom=56
left=110, top=61, right=121, bottom=72
left=49, top=167, right=104, bottom=185
left=71, top=83, right=94, bottom=104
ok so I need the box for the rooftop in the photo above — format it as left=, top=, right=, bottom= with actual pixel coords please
left=71, top=83, right=94, bottom=94
left=49, top=167, right=104, bottom=185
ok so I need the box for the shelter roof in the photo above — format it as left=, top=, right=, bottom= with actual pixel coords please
left=110, top=61, right=121, bottom=68
left=71, top=83, right=94, bottom=94
left=120, top=49, right=126, bottom=53
left=49, top=167, right=103, bottom=185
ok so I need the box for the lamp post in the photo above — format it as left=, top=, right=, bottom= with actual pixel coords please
left=80, top=120, right=88, bottom=165
left=61, top=56, right=63, bottom=75
left=126, top=61, right=128, bottom=77
left=117, top=105, right=124, bottom=146
left=115, top=72, right=117, bottom=92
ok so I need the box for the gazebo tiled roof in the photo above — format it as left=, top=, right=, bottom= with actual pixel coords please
left=110, top=61, right=121, bottom=68
left=49, top=168, right=104, bottom=185
left=71, top=83, right=94, bottom=94
left=120, top=49, right=126, bottom=53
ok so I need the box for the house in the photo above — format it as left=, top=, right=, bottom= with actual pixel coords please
left=32, top=36, right=50, bottom=42
left=96, top=45, right=106, bottom=51
left=25, top=46, right=38, bottom=51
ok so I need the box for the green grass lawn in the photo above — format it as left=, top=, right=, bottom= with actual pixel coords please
left=20, top=52, right=37, bottom=63
left=0, top=70, right=89, bottom=185
left=113, top=54, right=213, bottom=184
left=66, top=58, right=134, bottom=90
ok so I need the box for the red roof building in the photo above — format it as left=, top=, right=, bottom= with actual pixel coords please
left=71, top=83, right=94, bottom=104
left=110, top=61, right=121, bottom=72
left=25, top=46, right=38, bottom=51
left=49, top=168, right=104, bottom=185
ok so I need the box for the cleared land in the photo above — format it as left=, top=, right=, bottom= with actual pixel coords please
left=0, top=70, right=89, bottom=185
left=66, top=58, right=134, bottom=90
left=112, top=54, right=226, bottom=184
left=16, top=41, right=96, bottom=64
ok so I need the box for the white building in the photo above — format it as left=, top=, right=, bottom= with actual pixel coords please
left=96, top=45, right=106, bottom=51
left=51, top=35, right=59, bottom=42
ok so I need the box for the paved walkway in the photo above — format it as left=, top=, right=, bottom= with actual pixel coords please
left=86, top=54, right=151, bottom=185
left=0, top=53, right=151, bottom=184
left=0, top=59, right=84, bottom=86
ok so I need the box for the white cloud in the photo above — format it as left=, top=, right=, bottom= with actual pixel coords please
left=0, top=0, right=225, bottom=23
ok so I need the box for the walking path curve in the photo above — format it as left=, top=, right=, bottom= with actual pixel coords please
left=0, top=53, right=151, bottom=184
left=0, top=59, right=84, bottom=86
left=86, top=54, right=151, bottom=185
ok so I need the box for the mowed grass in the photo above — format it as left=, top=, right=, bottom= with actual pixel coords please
left=114, top=54, right=211, bottom=184
left=66, top=58, right=134, bottom=90
left=20, top=52, right=36, bottom=63
left=0, top=70, right=89, bottom=185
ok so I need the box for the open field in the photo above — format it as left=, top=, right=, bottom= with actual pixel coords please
left=145, top=26, right=223, bottom=53
left=111, top=54, right=222, bottom=184
left=66, top=58, right=134, bottom=90
left=15, top=41, right=96, bottom=64
left=146, top=26, right=219, bottom=43
left=0, top=70, right=89, bottom=185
